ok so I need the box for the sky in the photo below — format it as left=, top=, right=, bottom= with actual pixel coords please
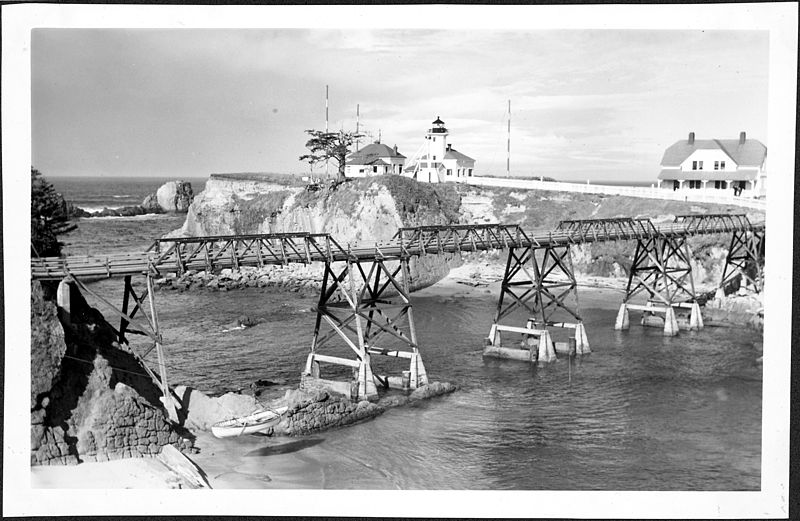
left=31, top=29, right=769, bottom=182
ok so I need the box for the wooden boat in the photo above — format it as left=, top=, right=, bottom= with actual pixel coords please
left=211, top=406, right=289, bottom=438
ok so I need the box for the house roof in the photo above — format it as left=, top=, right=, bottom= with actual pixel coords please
left=660, top=137, right=767, bottom=167
left=445, top=148, right=475, bottom=164
left=346, top=157, right=391, bottom=166
left=346, top=142, right=406, bottom=165
left=657, top=169, right=758, bottom=182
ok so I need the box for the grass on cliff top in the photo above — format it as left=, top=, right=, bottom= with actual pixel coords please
left=468, top=185, right=764, bottom=231
left=288, top=176, right=461, bottom=226
left=210, top=172, right=306, bottom=187
left=231, top=190, right=293, bottom=235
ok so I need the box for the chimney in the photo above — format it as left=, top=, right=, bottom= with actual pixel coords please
left=393, top=144, right=398, bottom=154
left=447, top=144, right=452, bottom=151
left=688, top=132, right=695, bottom=145
left=739, top=131, right=746, bottom=145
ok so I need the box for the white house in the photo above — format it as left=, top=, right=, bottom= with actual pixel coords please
left=403, top=117, right=475, bottom=183
left=344, top=142, right=406, bottom=178
left=657, top=132, right=767, bottom=198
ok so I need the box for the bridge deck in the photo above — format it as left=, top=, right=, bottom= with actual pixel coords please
left=30, top=219, right=765, bottom=281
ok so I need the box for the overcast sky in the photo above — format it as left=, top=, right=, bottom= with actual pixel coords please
left=31, top=29, right=768, bottom=182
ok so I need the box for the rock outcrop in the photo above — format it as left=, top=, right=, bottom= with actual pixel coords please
left=30, top=281, right=193, bottom=465
left=65, top=180, right=193, bottom=218
left=156, top=180, right=194, bottom=212
left=169, top=174, right=461, bottom=291
left=173, top=382, right=458, bottom=438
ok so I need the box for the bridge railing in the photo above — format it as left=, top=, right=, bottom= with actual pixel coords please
left=30, top=215, right=766, bottom=280
left=672, top=213, right=753, bottom=234
left=145, top=232, right=354, bottom=273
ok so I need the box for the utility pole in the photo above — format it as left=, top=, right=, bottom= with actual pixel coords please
left=356, top=104, right=360, bottom=152
left=325, top=85, right=330, bottom=179
left=507, top=99, right=511, bottom=178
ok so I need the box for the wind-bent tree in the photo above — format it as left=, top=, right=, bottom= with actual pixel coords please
left=31, top=167, right=76, bottom=257
left=299, top=129, right=363, bottom=183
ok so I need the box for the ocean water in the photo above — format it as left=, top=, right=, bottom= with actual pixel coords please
left=49, top=176, right=206, bottom=255
left=56, top=177, right=762, bottom=490
left=49, top=175, right=207, bottom=214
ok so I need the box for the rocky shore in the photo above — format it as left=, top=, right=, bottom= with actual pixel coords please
left=30, top=275, right=460, bottom=488
left=67, top=180, right=194, bottom=218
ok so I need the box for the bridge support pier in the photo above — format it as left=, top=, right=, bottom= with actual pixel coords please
left=620, top=233, right=698, bottom=336
left=484, top=244, right=588, bottom=362
left=61, top=273, right=180, bottom=422
left=305, top=257, right=427, bottom=401
left=719, top=229, right=765, bottom=295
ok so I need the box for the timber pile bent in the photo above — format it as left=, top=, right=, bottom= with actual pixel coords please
left=31, top=214, right=766, bottom=405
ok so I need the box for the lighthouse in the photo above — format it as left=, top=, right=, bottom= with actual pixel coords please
left=404, top=116, right=475, bottom=183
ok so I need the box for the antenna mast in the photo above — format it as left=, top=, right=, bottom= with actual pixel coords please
left=325, top=85, right=330, bottom=178
left=507, top=99, right=511, bottom=178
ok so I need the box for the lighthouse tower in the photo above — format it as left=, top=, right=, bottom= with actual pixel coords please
left=418, top=116, right=449, bottom=183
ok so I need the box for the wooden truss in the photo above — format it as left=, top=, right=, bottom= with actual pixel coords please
left=487, top=244, right=589, bottom=357
left=624, top=235, right=696, bottom=306
left=720, top=229, right=765, bottom=293
left=305, top=258, right=427, bottom=401
left=148, top=232, right=349, bottom=273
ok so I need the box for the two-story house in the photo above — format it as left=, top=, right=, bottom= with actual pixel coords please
left=657, top=132, right=767, bottom=198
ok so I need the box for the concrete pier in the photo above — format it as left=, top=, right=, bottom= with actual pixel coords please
left=614, top=303, right=630, bottom=330
left=663, top=307, right=680, bottom=336
left=537, top=330, right=557, bottom=363
left=689, top=301, right=704, bottom=330
left=574, top=322, right=590, bottom=354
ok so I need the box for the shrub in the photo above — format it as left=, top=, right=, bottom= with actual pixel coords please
left=31, top=167, right=76, bottom=257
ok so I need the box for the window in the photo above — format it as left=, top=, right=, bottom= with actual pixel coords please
left=714, top=181, right=728, bottom=189
left=673, top=180, right=680, bottom=191
left=373, top=166, right=378, bottom=173
left=447, top=169, right=452, bottom=176
left=692, top=161, right=698, bottom=170
left=688, top=180, right=702, bottom=189
left=698, top=161, right=703, bottom=170
left=720, top=161, right=725, bottom=169
left=714, top=161, right=719, bottom=170
left=468, top=168, right=473, bottom=176
left=398, top=165, right=403, bottom=174
left=433, top=156, right=436, bottom=161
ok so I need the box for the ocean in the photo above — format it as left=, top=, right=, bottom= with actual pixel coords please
left=49, top=176, right=206, bottom=255
left=52, top=176, right=762, bottom=490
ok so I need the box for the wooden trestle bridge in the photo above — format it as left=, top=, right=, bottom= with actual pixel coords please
left=31, top=213, right=765, bottom=410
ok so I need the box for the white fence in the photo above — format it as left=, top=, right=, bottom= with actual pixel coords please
left=461, top=176, right=766, bottom=211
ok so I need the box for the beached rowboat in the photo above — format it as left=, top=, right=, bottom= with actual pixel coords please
left=211, top=406, right=289, bottom=438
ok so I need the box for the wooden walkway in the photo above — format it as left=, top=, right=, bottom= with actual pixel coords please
left=31, top=215, right=765, bottom=281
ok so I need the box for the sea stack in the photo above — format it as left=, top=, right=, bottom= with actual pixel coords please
left=154, top=180, right=194, bottom=212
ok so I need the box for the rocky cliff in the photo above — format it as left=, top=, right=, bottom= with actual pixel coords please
left=170, top=174, right=462, bottom=290
left=169, top=174, right=763, bottom=288
left=30, top=282, right=193, bottom=465
left=453, top=185, right=765, bottom=287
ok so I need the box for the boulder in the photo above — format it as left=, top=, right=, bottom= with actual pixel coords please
left=156, top=181, right=194, bottom=212
left=141, top=193, right=161, bottom=212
